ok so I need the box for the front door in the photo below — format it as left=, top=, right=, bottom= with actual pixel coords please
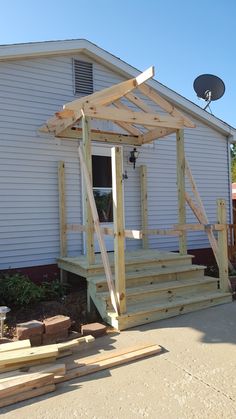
left=92, top=146, right=114, bottom=252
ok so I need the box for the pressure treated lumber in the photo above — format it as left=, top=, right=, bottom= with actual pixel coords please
left=140, top=165, right=148, bottom=249
left=112, top=146, right=126, bottom=314
left=0, top=364, right=66, bottom=382
left=65, top=343, right=162, bottom=371
left=0, top=357, right=57, bottom=373
left=57, top=335, right=95, bottom=352
left=112, top=101, right=143, bottom=136
left=0, top=384, right=56, bottom=408
left=0, top=339, right=31, bottom=353
left=58, top=161, right=67, bottom=258
left=83, top=104, right=185, bottom=129
left=64, top=67, right=155, bottom=110
left=82, top=114, right=95, bottom=265
left=138, top=84, right=195, bottom=128
left=0, top=372, right=54, bottom=399
left=141, top=127, right=175, bottom=143
left=176, top=129, right=187, bottom=254
left=78, top=146, right=119, bottom=315
left=0, top=345, right=59, bottom=367
left=44, top=67, right=155, bottom=135
left=56, top=344, right=162, bottom=383
left=56, top=127, right=142, bottom=145
left=217, top=199, right=231, bottom=292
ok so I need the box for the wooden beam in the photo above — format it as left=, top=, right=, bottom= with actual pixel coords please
left=78, top=146, right=119, bottom=315
left=83, top=104, right=186, bottom=129
left=174, top=223, right=225, bottom=231
left=184, top=160, right=221, bottom=266
left=125, top=92, right=154, bottom=113
left=66, top=223, right=114, bottom=236
left=217, top=199, right=231, bottom=292
left=138, top=84, right=195, bottom=128
left=58, top=161, right=67, bottom=258
left=112, top=146, right=126, bottom=314
left=56, top=127, right=142, bottom=146
left=140, top=165, right=148, bottom=248
left=112, top=101, right=145, bottom=135
left=56, top=343, right=162, bottom=383
left=185, top=159, right=209, bottom=220
left=176, top=130, right=187, bottom=254
left=185, top=191, right=220, bottom=266
left=141, top=127, right=176, bottom=143
left=64, top=66, right=155, bottom=111
left=58, top=161, right=67, bottom=283
left=82, top=115, right=95, bottom=265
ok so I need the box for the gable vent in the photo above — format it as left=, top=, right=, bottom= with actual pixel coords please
left=73, top=59, right=93, bottom=95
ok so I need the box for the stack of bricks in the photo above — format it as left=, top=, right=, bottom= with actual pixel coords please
left=16, top=315, right=71, bottom=346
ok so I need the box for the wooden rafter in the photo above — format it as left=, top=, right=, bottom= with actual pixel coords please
left=138, top=84, right=195, bottom=128
left=40, top=65, right=195, bottom=142
left=140, top=127, right=176, bottom=144
left=125, top=92, right=154, bottom=113
left=64, top=66, right=155, bottom=110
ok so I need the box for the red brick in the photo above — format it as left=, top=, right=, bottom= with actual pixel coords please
left=30, top=334, right=42, bottom=347
left=42, top=329, right=68, bottom=345
left=16, top=320, right=44, bottom=340
left=43, top=315, right=71, bottom=335
left=81, top=322, right=107, bottom=338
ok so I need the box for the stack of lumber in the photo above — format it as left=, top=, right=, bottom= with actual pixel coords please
left=0, top=337, right=162, bottom=408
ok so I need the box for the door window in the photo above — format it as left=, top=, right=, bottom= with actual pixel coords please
left=92, top=155, right=113, bottom=223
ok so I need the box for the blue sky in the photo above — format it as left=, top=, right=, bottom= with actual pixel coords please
left=0, top=0, right=235, bottom=127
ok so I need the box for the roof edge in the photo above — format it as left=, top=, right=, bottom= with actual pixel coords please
left=0, top=38, right=235, bottom=139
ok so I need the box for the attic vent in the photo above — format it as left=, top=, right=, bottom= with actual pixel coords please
left=73, top=59, right=93, bottom=95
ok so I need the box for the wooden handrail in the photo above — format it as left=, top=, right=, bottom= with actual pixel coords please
left=66, top=223, right=224, bottom=237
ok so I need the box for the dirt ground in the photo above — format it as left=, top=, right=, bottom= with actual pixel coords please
left=1, top=301, right=236, bottom=419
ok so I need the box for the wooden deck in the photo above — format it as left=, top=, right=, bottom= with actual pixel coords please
left=58, top=249, right=232, bottom=330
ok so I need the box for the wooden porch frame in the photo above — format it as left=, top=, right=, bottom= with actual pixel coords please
left=51, top=66, right=231, bottom=314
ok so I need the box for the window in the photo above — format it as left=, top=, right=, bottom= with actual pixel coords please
left=73, top=59, right=93, bottom=95
left=92, top=155, right=113, bottom=223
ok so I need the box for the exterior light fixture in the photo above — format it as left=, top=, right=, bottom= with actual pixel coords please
left=129, top=148, right=139, bottom=169
left=0, top=306, right=10, bottom=339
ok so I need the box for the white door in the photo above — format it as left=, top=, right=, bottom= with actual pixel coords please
left=92, top=145, right=114, bottom=252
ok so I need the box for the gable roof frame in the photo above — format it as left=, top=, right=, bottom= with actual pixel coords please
left=0, top=38, right=235, bottom=141
left=40, top=66, right=196, bottom=144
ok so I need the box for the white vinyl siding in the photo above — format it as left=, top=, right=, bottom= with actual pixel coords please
left=0, top=53, right=230, bottom=269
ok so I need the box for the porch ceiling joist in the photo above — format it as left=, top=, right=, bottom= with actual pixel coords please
left=40, top=65, right=195, bottom=142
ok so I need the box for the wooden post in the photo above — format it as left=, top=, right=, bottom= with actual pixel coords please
left=217, top=199, right=230, bottom=292
left=176, top=129, right=187, bottom=254
left=140, top=165, right=148, bottom=249
left=112, top=146, right=126, bottom=314
left=78, top=146, right=119, bottom=315
left=82, top=113, right=95, bottom=265
left=58, top=161, right=67, bottom=282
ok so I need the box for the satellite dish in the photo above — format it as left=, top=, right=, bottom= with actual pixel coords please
left=193, top=74, right=225, bottom=110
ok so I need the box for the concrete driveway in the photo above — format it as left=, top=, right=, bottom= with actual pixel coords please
left=1, top=301, right=236, bottom=419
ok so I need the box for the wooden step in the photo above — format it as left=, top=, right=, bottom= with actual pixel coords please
left=88, top=264, right=206, bottom=292
left=98, top=277, right=219, bottom=310
left=58, top=250, right=194, bottom=277
left=106, top=291, right=232, bottom=330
